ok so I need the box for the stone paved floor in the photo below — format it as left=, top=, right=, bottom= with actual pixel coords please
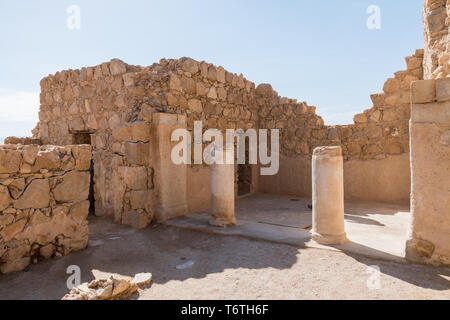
left=167, top=193, right=411, bottom=263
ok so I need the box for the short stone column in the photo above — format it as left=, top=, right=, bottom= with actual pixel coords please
left=311, top=146, right=348, bottom=245
left=209, top=145, right=236, bottom=227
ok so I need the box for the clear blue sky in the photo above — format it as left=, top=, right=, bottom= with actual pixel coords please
left=0, top=0, right=424, bottom=140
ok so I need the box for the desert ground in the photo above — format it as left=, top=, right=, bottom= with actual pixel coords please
left=0, top=216, right=448, bottom=300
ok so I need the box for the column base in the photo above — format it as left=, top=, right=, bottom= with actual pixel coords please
left=312, top=232, right=348, bottom=245
left=209, top=217, right=236, bottom=228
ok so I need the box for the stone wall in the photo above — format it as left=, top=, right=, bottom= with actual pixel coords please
left=406, top=78, right=450, bottom=266
left=0, top=144, right=91, bottom=273
left=35, top=60, right=155, bottom=227
left=34, top=50, right=424, bottom=214
left=423, top=0, right=449, bottom=79
left=260, top=50, right=423, bottom=203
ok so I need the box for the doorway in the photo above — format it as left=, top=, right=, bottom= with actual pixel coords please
left=72, top=132, right=95, bottom=215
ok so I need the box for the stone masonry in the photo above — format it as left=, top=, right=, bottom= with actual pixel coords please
left=0, top=145, right=91, bottom=273
left=423, top=0, right=449, bottom=79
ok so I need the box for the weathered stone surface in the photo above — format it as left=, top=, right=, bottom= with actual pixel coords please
left=130, top=121, right=150, bottom=142
left=22, top=145, right=39, bottom=165
left=125, top=142, right=149, bottom=166
left=120, top=167, right=147, bottom=190
left=39, top=243, right=55, bottom=260
left=109, top=59, right=127, bottom=76
left=0, top=149, right=22, bottom=174
left=33, top=148, right=61, bottom=171
left=130, top=190, right=149, bottom=210
left=14, top=179, right=50, bottom=209
left=69, top=201, right=90, bottom=222
left=71, top=145, right=92, bottom=171
left=188, top=99, right=202, bottom=113
left=0, top=219, right=27, bottom=242
left=0, top=185, right=11, bottom=211
left=53, top=172, right=90, bottom=202
left=0, top=257, right=30, bottom=274
left=62, top=273, right=152, bottom=300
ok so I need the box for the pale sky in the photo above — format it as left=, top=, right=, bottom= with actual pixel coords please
left=0, top=0, right=424, bottom=143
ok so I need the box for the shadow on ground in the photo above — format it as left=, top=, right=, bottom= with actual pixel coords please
left=0, top=218, right=301, bottom=300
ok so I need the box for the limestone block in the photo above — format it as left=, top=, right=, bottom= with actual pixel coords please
left=411, top=80, right=436, bottom=103
left=69, top=201, right=90, bottom=222
left=0, top=185, right=11, bottom=211
left=33, top=148, right=61, bottom=171
left=125, top=142, right=149, bottom=166
left=120, top=167, right=148, bottom=190
left=14, top=179, right=50, bottom=209
left=0, top=213, right=14, bottom=228
left=1, top=240, right=29, bottom=262
left=71, top=145, right=92, bottom=171
left=188, top=99, right=203, bottom=113
left=109, top=59, right=127, bottom=75
left=169, top=75, right=181, bottom=92
left=9, top=178, right=26, bottom=198
left=411, top=101, right=450, bottom=123
left=0, top=149, right=22, bottom=174
left=130, top=190, right=149, bottom=210
left=112, top=124, right=132, bottom=142
left=436, top=78, right=450, bottom=101
left=0, top=257, right=30, bottom=274
left=22, top=145, right=39, bottom=165
left=39, top=243, right=55, bottom=260
left=53, top=172, right=90, bottom=202
left=0, top=219, right=27, bottom=242
left=130, top=121, right=150, bottom=142
left=207, top=86, right=217, bottom=100
left=123, top=73, right=135, bottom=87
left=383, top=78, right=401, bottom=93
left=121, top=210, right=149, bottom=229
left=181, top=58, right=199, bottom=74
left=353, top=113, right=367, bottom=124
left=255, top=84, right=274, bottom=97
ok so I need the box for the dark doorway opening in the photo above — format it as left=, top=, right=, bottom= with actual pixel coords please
left=72, top=132, right=95, bottom=216
left=237, top=139, right=253, bottom=196
left=237, top=164, right=252, bottom=196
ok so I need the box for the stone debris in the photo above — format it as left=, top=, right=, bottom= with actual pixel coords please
left=62, top=273, right=152, bottom=300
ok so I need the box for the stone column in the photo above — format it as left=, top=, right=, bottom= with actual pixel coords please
left=406, top=79, right=450, bottom=266
left=209, top=145, right=236, bottom=227
left=152, top=113, right=188, bottom=222
left=311, top=146, right=348, bottom=245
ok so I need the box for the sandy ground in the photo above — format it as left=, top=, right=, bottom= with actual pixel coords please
left=0, top=217, right=449, bottom=300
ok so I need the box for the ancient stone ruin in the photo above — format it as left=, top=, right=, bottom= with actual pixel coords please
left=0, top=0, right=449, bottom=273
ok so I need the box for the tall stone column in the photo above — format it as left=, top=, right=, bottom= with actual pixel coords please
left=209, top=145, right=236, bottom=227
left=406, top=79, right=450, bottom=266
left=152, top=113, right=188, bottom=222
left=311, top=146, right=348, bottom=245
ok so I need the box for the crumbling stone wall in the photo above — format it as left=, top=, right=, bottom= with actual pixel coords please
left=423, top=0, right=449, bottom=79
left=35, top=60, right=155, bottom=227
left=34, top=50, right=424, bottom=213
left=0, top=144, right=91, bottom=273
left=259, top=50, right=424, bottom=203
left=263, top=50, right=424, bottom=161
